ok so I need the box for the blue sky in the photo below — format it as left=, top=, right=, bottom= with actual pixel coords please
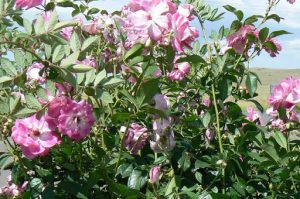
left=23, top=0, right=300, bottom=69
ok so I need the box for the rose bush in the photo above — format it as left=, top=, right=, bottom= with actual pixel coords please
left=0, top=0, right=299, bottom=198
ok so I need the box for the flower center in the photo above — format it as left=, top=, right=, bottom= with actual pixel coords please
left=32, top=130, right=41, bottom=137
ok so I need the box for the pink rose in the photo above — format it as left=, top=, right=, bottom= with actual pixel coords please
left=58, top=100, right=95, bottom=140
left=76, top=57, right=97, bottom=68
left=226, top=25, right=255, bottom=54
left=287, top=0, right=296, bottom=4
left=263, top=37, right=282, bottom=57
left=149, top=166, right=161, bottom=184
left=121, top=123, right=148, bottom=154
left=171, top=6, right=199, bottom=52
left=245, top=107, right=261, bottom=122
left=268, top=77, right=300, bottom=110
left=168, top=56, right=191, bottom=81
left=154, top=94, right=170, bottom=111
left=12, top=115, right=61, bottom=159
left=205, top=129, right=214, bottom=143
left=16, top=0, right=43, bottom=9
left=26, top=63, right=46, bottom=84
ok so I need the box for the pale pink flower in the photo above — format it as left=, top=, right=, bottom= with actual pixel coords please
left=226, top=25, right=255, bottom=54
left=58, top=100, right=95, bottom=140
left=171, top=7, right=199, bottom=52
left=154, top=94, right=170, bottom=111
left=16, top=0, right=43, bottom=9
left=264, top=37, right=282, bottom=57
left=45, top=96, right=70, bottom=129
left=150, top=128, right=175, bottom=152
left=177, top=4, right=194, bottom=20
left=55, top=82, right=73, bottom=96
left=287, top=0, right=296, bottom=4
left=202, top=98, right=211, bottom=108
left=123, top=0, right=177, bottom=46
left=268, top=77, right=300, bottom=110
left=149, top=166, right=161, bottom=184
left=11, top=92, right=26, bottom=103
left=61, top=27, right=73, bottom=41
left=168, top=57, right=191, bottom=81
left=152, top=117, right=172, bottom=134
left=76, top=57, right=97, bottom=68
left=246, top=107, right=261, bottom=122
left=12, top=114, right=61, bottom=159
left=0, top=176, right=28, bottom=197
left=121, top=123, right=148, bottom=154
left=205, top=129, right=214, bottom=143
left=26, top=63, right=46, bottom=84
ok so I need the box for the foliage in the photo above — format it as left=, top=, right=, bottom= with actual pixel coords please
left=0, top=0, right=299, bottom=198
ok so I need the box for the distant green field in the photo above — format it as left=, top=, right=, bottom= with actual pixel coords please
left=237, top=68, right=300, bottom=111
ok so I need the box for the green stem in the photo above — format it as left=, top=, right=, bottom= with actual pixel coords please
left=196, top=11, right=225, bottom=193
left=211, top=85, right=224, bottom=155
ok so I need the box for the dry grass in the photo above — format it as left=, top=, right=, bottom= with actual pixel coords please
left=237, top=68, right=300, bottom=111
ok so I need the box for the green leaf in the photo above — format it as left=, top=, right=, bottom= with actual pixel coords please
left=259, top=27, right=269, bottom=43
left=165, top=177, right=176, bottom=196
left=70, top=32, right=81, bottom=52
left=1, top=59, right=17, bottom=76
left=195, top=172, right=203, bottom=183
left=0, top=76, right=13, bottom=84
left=23, top=18, right=32, bottom=34
left=9, top=96, right=21, bottom=114
left=61, top=52, right=80, bottom=67
left=273, top=131, right=287, bottom=150
left=52, top=45, right=65, bottom=63
left=53, top=20, right=79, bottom=31
left=98, top=91, right=113, bottom=104
left=102, top=78, right=124, bottom=89
left=261, top=143, right=280, bottom=162
left=124, top=44, right=144, bottom=61
left=246, top=72, right=258, bottom=97
left=178, top=152, right=191, bottom=172
left=269, top=30, right=291, bottom=38
left=127, top=169, right=148, bottom=190
left=176, top=55, right=206, bottom=65
left=81, top=37, right=99, bottom=51
left=59, top=68, right=76, bottom=86
left=84, top=70, right=96, bottom=86
left=14, top=108, right=36, bottom=117
left=266, top=14, right=281, bottom=23
left=68, top=64, right=94, bottom=73
left=14, top=50, right=26, bottom=68
left=118, top=163, right=134, bottom=178
left=218, top=78, right=232, bottom=101
left=30, top=178, right=44, bottom=198
left=94, top=70, right=106, bottom=86
left=46, top=11, right=58, bottom=31
left=202, top=112, right=211, bottom=128
left=25, top=94, right=42, bottom=109
left=46, top=80, right=56, bottom=96
left=223, top=5, right=236, bottom=13
left=34, top=15, right=46, bottom=34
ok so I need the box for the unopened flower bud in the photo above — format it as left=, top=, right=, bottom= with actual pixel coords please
left=149, top=166, right=161, bottom=184
left=216, top=159, right=227, bottom=168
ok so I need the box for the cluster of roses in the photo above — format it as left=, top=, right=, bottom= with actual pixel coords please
left=12, top=95, right=95, bottom=159
left=267, top=77, right=300, bottom=131
left=225, top=25, right=282, bottom=57
left=121, top=0, right=197, bottom=82
left=12, top=80, right=95, bottom=159
left=0, top=175, right=28, bottom=198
